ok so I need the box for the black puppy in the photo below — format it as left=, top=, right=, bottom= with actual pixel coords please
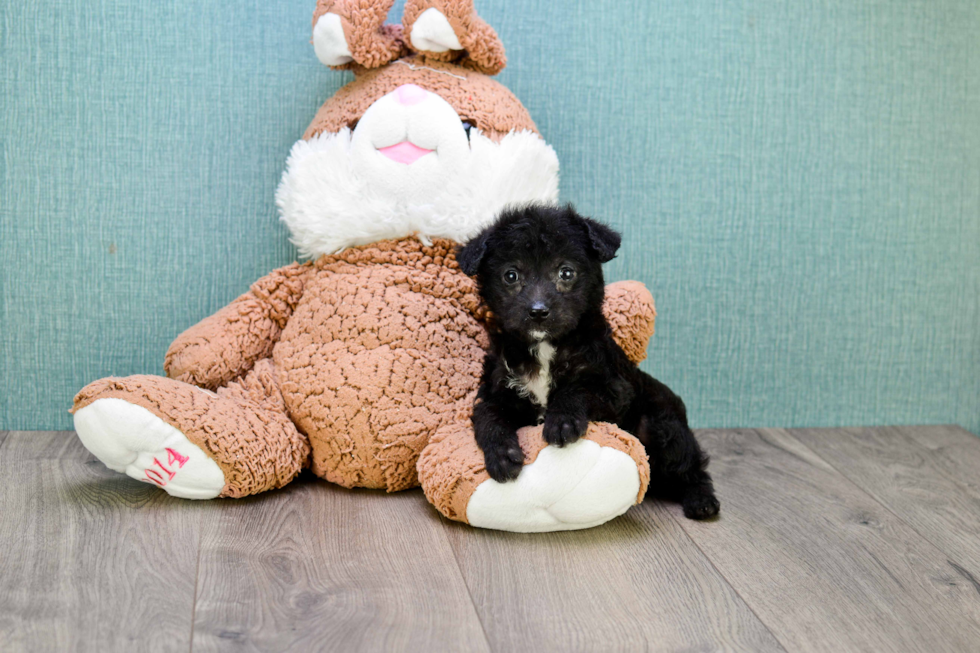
left=457, top=204, right=720, bottom=519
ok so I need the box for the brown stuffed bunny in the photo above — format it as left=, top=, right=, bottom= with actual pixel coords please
left=72, top=0, right=657, bottom=532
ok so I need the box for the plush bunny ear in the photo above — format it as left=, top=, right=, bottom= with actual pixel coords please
left=402, top=0, right=507, bottom=75
left=455, top=228, right=492, bottom=276
left=312, top=0, right=408, bottom=70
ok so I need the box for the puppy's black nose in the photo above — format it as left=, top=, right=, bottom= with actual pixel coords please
left=528, top=303, right=550, bottom=321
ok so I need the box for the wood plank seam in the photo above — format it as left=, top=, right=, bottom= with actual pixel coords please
left=777, top=428, right=980, bottom=566
left=0, top=431, right=202, bottom=652
left=671, top=427, right=980, bottom=652
left=786, top=426, right=980, bottom=587
left=897, top=425, right=980, bottom=498
left=660, top=436, right=792, bottom=652
left=670, top=522, right=790, bottom=651
left=188, top=508, right=205, bottom=653
left=189, top=483, right=493, bottom=652
left=440, top=522, right=497, bottom=651
left=443, top=494, right=787, bottom=651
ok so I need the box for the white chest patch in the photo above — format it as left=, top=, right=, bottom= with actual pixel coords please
left=506, top=341, right=555, bottom=408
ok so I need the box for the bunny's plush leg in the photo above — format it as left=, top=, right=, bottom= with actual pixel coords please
left=72, top=359, right=309, bottom=499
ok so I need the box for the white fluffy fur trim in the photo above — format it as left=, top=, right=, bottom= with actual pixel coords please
left=275, top=129, right=560, bottom=258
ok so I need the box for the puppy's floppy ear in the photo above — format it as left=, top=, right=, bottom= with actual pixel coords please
left=456, top=228, right=491, bottom=276
left=582, top=217, right=622, bottom=263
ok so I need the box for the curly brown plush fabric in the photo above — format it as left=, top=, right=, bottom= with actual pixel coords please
left=417, top=421, right=651, bottom=524
left=402, top=0, right=507, bottom=74
left=604, top=281, right=657, bottom=364
left=314, top=0, right=507, bottom=75
left=303, top=56, right=538, bottom=143
left=164, top=262, right=311, bottom=390
left=274, top=237, right=489, bottom=490
left=313, top=0, right=409, bottom=70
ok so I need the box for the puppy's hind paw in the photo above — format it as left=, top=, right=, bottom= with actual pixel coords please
left=682, top=490, right=721, bottom=520
left=483, top=442, right=524, bottom=482
left=543, top=412, right=588, bottom=447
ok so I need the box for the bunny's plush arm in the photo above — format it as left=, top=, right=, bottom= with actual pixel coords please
left=603, top=281, right=657, bottom=365
left=163, top=263, right=311, bottom=390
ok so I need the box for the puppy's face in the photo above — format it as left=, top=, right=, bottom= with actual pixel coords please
left=458, top=205, right=622, bottom=343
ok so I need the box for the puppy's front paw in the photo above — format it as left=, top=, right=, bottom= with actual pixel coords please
left=543, top=411, right=588, bottom=447
left=483, top=441, right=525, bottom=482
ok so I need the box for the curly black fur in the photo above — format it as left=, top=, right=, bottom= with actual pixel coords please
left=458, top=204, right=720, bottom=520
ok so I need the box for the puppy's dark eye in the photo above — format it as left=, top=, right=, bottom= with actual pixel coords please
left=462, top=120, right=475, bottom=141
left=503, top=270, right=519, bottom=284
left=559, top=267, right=576, bottom=281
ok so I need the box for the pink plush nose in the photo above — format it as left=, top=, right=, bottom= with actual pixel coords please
left=394, top=84, right=427, bottom=106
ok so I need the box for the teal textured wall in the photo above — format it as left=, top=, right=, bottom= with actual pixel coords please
left=1, top=1, right=978, bottom=432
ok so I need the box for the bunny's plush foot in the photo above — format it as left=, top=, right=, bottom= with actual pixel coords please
left=467, top=437, right=642, bottom=532
left=74, top=397, right=226, bottom=499
left=418, top=421, right=650, bottom=532
left=71, top=361, right=310, bottom=499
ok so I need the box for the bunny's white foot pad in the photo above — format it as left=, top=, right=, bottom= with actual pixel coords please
left=466, top=439, right=641, bottom=533
left=74, top=398, right=225, bottom=499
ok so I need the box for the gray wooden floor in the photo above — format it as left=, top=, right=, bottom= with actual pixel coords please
left=2, top=426, right=980, bottom=652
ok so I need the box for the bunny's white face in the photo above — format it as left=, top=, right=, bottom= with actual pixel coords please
left=276, top=85, right=560, bottom=258
left=349, top=84, right=477, bottom=205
